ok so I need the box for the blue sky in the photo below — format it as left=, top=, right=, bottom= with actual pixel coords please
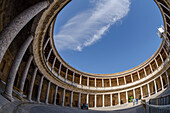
left=53, top=0, right=163, bottom=74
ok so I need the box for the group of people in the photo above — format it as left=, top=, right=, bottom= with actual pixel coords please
left=133, top=98, right=138, bottom=105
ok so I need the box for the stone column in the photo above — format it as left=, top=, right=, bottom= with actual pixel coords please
left=163, top=47, right=168, bottom=56
left=72, top=73, right=75, bottom=83
left=102, top=79, right=104, bottom=87
left=62, top=89, right=65, bottom=106
left=147, top=84, right=150, bottom=97
left=95, top=78, right=96, bottom=87
left=2, top=35, right=33, bottom=101
left=159, top=53, right=164, bottom=63
left=70, top=91, right=73, bottom=107
left=165, top=71, right=169, bottom=86
left=28, top=67, right=38, bottom=101
left=80, top=75, right=82, bottom=85
left=45, top=81, right=51, bottom=104
left=46, top=48, right=52, bottom=62
left=58, top=63, right=62, bottom=75
left=86, top=94, right=89, bottom=105
left=110, top=94, right=112, bottom=106
left=154, top=80, right=157, bottom=94
left=0, top=1, right=49, bottom=63
left=155, top=59, right=159, bottom=68
left=65, top=69, right=68, bottom=80
left=160, top=75, right=164, bottom=89
left=117, top=78, right=119, bottom=86
left=19, top=55, right=33, bottom=91
left=53, top=86, right=58, bottom=105
left=131, top=74, right=133, bottom=82
left=109, top=79, right=111, bottom=87
left=150, top=64, right=153, bottom=73
left=37, top=75, right=44, bottom=103
left=51, top=57, right=56, bottom=71
left=43, top=38, right=50, bottom=50
left=102, top=94, right=104, bottom=107
left=118, top=93, right=120, bottom=105
left=126, top=91, right=128, bottom=103
left=140, top=87, right=143, bottom=99
left=87, top=77, right=89, bottom=86
left=133, top=89, right=136, bottom=99
left=144, top=68, right=147, bottom=76
left=137, top=72, right=140, bottom=80
left=78, top=93, right=81, bottom=108
left=94, top=94, right=96, bottom=108
left=124, top=76, right=126, bottom=85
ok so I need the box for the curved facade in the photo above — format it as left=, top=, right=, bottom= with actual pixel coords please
left=0, top=0, right=169, bottom=110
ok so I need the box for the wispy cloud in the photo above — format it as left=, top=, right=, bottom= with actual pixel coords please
left=54, top=0, right=131, bottom=51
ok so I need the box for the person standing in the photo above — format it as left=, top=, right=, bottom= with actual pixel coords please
left=136, top=98, right=138, bottom=104
left=133, top=98, right=135, bottom=105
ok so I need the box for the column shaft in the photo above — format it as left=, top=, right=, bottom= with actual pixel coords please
left=3, top=35, right=33, bottom=101
left=133, top=89, right=136, bottom=99
left=70, top=91, right=73, bottom=107
left=109, top=79, right=111, bottom=87
left=45, top=81, right=51, bottom=104
left=155, top=59, right=159, bottom=68
left=80, top=75, right=82, bottom=85
left=159, top=53, right=164, bottom=63
left=102, top=79, right=104, bottom=87
left=19, top=55, right=33, bottom=91
left=118, top=93, right=120, bottom=105
left=144, top=68, right=147, bottom=76
left=147, top=84, right=150, bottom=97
left=51, top=57, right=56, bottom=71
left=124, top=76, right=126, bottom=84
left=72, top=73, right=75, bottom=83
left=160, top=75, right=164, bottom=89
left=150, top=64, right=153, bottom=73
left=46, top=48, right=52, bottom=62
left=137, top=72, right=140, bottom=79
left=28, top=67, right=38, bottom=101
left=94, top=94, right=96, bottom=108
left=117, top=78, right=119, bottom=86
left=102, top=94, right=104, bottom=107
left=126, top=91, right=128, bottom=103
left=131, top=74, right=133, bottom=82
left=86, top=94, right=89, bottom=105
left=95, top=78, right=96, bottom=87
left=140, top=87, right=143, bottom=99
left=37, top=76, right=44, bottom=103
left=110, top=94, right=112, bottom=106
left=78, top=93, right=81, bottom=108
left=165, top=71, right=169, bottom=86
left=0, top=1, right=49, bottom=63
left=65, top=69, right=68, bottom=80
left=43, top=38, right=50, bottom=50
left=87, top=77, right=89, bottom=86
left=53, top=86, right=58, bottom=105
left=154, top=80, right=157, bottom=94
left=62, top=89, right=65, bottom=106
left=58, top=63, right=62, bottom=75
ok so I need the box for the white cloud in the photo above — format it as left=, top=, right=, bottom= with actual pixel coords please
left=54, top=0, right=131, bottom=51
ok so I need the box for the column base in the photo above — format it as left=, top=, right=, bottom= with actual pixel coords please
left=1, top=92, right=14, bottom=102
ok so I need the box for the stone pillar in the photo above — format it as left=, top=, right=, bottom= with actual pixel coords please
left=2, top=35, right=33, bottom=101
left=126, top=91, right=128, bottom=103
left=86, top=94, right=89, bottom=105
left=0, top=1, right=49, bottom=63
left=53, top=86, right=58, bottom=105
left=165, top=71, right=169, bottom=86
left=28, top=67, right=38, bottom=101
left=58, top=63, right=62, bottom=75
left=155, top=59, right=159, bottom=68
left=65, top=69, right=68, bottom=80
left=117, top=78, right=119, bottom=86
left=110, top=94, right=112, bottom=106
left=133, top=89, right=136, bottom=99
left=62, top=89, right=65, bottom=106
left=95, top=78, right=96, bottom=87
left=87, top=77, right=89, bottom=86
left=150, top=64, right=153, bottom=73
left=140, top=87, right=143, bottom=99
left=46, top=48, right=52, bottom=62
left=154, top=80, right=157, bottom=94
left=43, top=38, right=50, bottom=50
left=163, top=47, right=168, bottom=56
left=94, top=94, right=96, bottom=108
left=45, top=81, right=51, bottom=104
left=102, top=94, right=104, bottom=107
left=80, top=75, right=82, bottom=85
left=144, top=68, right=147, bottom=76
left=72, top=73, right=75, bottom=83
left=109, top=79, right=111, bottom=87
left=160, top=75, right=164, bottom=89
left=118, top=93, right=120, bottom=105
left=131, top=74, right=133, bottom=82
left=159, top=53, right=164, bottom=63
left=37, top=75, right=44, bottom=103
left=147, top=84, right=150, bottom=97
left=102, top=79, right=104, bottom=87
left=137, top=72, right=140, bottom=79
left=78, top=93, right=81, bottom=108
left=19, top=55, right=33, bottom=91
left=124, top=76, right=126, bottom=84
left=70, top=91, right=73, bottom=107
left=51, top=57, right=56, bottom=71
